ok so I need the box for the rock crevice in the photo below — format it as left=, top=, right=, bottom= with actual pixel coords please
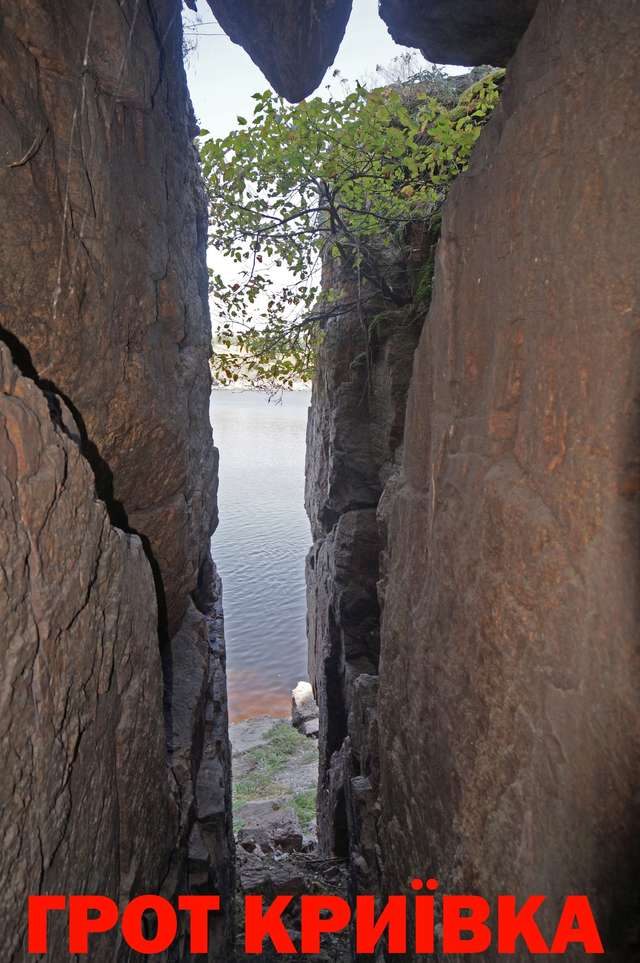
left=306, top=268, right=425, bottom=874
left=0, top=1, right=234, bottom=957
left=0, top=339, right=177, bottom=961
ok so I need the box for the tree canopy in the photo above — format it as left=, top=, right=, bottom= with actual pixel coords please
left=199, top=67, right=504, bottom=389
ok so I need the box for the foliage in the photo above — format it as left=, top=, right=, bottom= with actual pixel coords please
left=368, top=53, right=494, bottom=106
left=199, top=69, right=505, bottom=389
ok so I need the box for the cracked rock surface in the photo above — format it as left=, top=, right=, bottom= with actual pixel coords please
left=0, top=0, right=217, bottom=638
left=0, top=2, right=234, bottom=956
left=0, top=342, right=176, bottom=961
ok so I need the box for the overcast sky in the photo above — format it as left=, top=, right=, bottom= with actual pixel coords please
left=183, top=0, right=465, bottom=136
left=182, top=0, right=466, bottom=337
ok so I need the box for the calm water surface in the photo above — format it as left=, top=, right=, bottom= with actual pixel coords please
left=210, top=390, right=311, bottom=721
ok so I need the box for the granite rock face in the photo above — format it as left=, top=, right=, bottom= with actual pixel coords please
left=0, top=0, right=217, bottom=639
left=205, top=0, right=353, bottom=103
left=377, top=1, right=640, bottom=957
left=306, top=4, right=639, bottom=954
left=0, top=343, right=176, bottom=961
left=167, top=568, right=235, bottom=958
left=379, top=0, right=539, bottom=66
left=0, top=1, right=233, bottom=957
left=306, top=277, right=424, bottom=862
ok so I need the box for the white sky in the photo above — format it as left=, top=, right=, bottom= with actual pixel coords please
left=184, top=0, right=466, bottom=136
left=182, top=0, right=467, bottom=339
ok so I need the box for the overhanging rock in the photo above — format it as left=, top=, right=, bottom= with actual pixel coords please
left=205, top=0, right=353, bottom=102
left=204, top=0, right=540, bottom=102
left=379, top=0, right=540, bottom=66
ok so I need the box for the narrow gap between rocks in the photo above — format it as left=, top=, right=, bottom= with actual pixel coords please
left=209, top=389, right=350, bottom=958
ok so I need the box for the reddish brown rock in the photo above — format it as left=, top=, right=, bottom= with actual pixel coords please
left=0, top=342, right=176, bottom=961
left=0, top=0, right=216, bottom=639
left=0, top=2, right=234, bottom=956
left=377, top=2, right=640, bottom=957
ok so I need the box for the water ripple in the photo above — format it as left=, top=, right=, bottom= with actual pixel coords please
left=210, top=390, right=311, bottom=722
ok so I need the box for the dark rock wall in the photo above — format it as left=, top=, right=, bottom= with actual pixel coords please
left=377, top=1, right=640, bottom=958
left=305, top=275, right=424, bottom=867
left=379, top=0, right=539, bottom=66
left=0, top=1, right=233, bottom=957
left=197, top=0, right=539, bottom=102
left=168, top=563, right=235, bottom=957
left=2, top=0, right=638, bottom=958
left=205, top=0, right=353, bottom=103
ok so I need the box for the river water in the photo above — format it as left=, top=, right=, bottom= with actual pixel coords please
left=210, top=389, right=312, bottom=721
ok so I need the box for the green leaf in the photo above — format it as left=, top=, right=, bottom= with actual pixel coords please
left=199, top=68, right=503, bottom=390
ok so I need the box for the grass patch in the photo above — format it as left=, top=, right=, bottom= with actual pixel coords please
left=293, top=789, right=317, bottom=828
left=233, top=722, right=317, bottom=819
left=257, top=721, right=315, bottom=768
left=233, top=771, right=284, bottom=810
